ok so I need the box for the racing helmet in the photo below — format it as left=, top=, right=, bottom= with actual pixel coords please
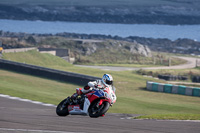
left=102, top=74, right=113, bottom=86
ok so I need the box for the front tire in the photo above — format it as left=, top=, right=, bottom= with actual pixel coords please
left=56, top=98, right=69, bottom=116
left=88, top=100, right=110, bottom=118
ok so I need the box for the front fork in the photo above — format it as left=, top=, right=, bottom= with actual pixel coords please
left=82, top=97, right=91, bottom=114
left=99, top=99, right=110, bottom=106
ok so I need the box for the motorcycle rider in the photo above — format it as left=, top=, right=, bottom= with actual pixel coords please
left=71, top=74, right=117, bottom=104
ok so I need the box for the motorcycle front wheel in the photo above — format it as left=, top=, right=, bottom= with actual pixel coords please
left=56, top=98, right=69, bottom=116
left=88, top=100, right=110, bottom=118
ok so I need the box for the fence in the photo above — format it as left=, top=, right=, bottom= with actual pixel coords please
left=0, top=59, right=101, bottom=86
left=146, top=81, right=200, bottom=97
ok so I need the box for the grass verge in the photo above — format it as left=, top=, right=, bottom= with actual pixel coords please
left=134, top=114, right=200, bottom=120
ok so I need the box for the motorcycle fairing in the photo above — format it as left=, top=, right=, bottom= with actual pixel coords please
left=86, top=90, right=105, bottom=102
left=68, top=97, right=90, bottom=115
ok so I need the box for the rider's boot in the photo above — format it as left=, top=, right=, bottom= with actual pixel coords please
left=70, top=88, right=83, bottom=103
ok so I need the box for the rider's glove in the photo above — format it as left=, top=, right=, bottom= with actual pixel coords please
left=94, top=85, right=98, bottom=88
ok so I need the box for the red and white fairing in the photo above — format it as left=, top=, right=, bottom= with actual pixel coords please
left=68, top=86, right=116, bottom=115
left=68, top=98, right=90, bottom=115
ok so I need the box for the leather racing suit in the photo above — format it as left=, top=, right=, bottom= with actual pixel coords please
left=75, top=79, right=117, bottom=104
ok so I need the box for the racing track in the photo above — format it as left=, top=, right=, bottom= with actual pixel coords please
left=0, top=95, right=200, bottom=133
left=75, top=56, right=197, bottom=71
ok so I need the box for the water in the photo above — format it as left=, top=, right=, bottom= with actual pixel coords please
left=0, top=19, right=200, bottom=41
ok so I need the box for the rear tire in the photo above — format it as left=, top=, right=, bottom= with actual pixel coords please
left=88, top=100, right=110, bottom=118
left=56, top=98, right=69, bottom=116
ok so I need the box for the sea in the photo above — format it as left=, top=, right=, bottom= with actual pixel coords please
left=0, top=19, right=200, bottom=41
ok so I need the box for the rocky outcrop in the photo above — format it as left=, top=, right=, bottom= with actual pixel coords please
left=1, top=30, right=200, bottom=55
left=0, top=31, right=152, bottom=57
left=125, top=43, right=151, bottom=57
left=86, top=40, right=152, bottom=57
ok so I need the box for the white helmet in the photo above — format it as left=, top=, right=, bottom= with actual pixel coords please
left=102, top=74, right=113, bottom=86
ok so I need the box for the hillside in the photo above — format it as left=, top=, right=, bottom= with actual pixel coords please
left=0, top=33, right=155, bottom=64
left=0, top=0, right=200, bottom=25
left=2, top=50, right=72, bottom=67
left=1, top=31, right=200, bottom=56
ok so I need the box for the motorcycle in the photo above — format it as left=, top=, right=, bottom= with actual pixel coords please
left=56, top=87, right=116, bottom=118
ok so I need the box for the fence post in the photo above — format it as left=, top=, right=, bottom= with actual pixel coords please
left=168, top=57, right=171, bottom=67
left=196, top=59, right=198, bottom=67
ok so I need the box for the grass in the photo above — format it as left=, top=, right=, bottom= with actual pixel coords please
left=136, top=68, right=200, bottom=83
left=0, top=69, right=80, bottom=104
left=134, top=114, right=200, bottom=120
left=36, top=37, right=186, bottom=66
left=1, top=51, right=200, bottom=120
left=78, top=56, right=187, bottom=67
left=145, top=68, right=200, bottom=76
left=84, top=63, right=159, bottom=68
left=1, top=68, right=200, bottom=116
left=3, top=50, right=187, bottom=70
left=75, top=48, right=186, bottom=66
left=3, top=50, right=72, bottom=68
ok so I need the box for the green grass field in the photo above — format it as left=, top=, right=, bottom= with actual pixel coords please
left=1, top=51, right=200, bottom=120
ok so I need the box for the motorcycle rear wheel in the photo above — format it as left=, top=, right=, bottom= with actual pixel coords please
left=56, top=98, right=69, bottom=116
left=88, top=100, right=110, bottom=118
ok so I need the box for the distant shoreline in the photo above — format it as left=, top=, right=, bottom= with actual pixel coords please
left=1, top=30, right=200, bottom=56
left=1, top=1, right=200, bottom=25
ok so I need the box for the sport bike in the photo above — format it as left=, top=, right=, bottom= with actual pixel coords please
left=56, top=87, right=116, bottom=118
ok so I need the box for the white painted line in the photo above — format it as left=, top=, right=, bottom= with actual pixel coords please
left=18, top=99, right=32, bottom=102
left=0, top=128, right=84, bottom=133
left=31, top=101, right=43, bottom=104
left=0, top=94, right=56, bottom=107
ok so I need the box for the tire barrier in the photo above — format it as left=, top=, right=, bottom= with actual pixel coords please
left=192, top=76, right=200, bottom=83
left=0, top=59, right=101, bottom=86
left=157, top=75, right=188, bottom=81
left=146, top=81, right=200, bottom=97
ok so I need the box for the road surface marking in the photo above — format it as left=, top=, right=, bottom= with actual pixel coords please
left=0, top=128, right=84, bottom=133
left=0, top=94, right=56, bottom=107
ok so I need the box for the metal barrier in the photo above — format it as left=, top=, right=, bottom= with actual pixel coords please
left=0, top=59, right=101, bottom=86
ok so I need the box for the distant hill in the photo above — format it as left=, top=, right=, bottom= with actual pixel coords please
left=1, top=30, right=200, bottom=56
left=0, top=31, right=153, bottom=64
left=0, top=0, right=200, bottom=25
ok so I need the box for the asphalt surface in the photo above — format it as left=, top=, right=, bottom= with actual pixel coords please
left=1, top=96, right=200, bottom=133
left=75, top=57, right=197, bottom=71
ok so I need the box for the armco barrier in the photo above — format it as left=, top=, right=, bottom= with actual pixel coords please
left=0, top=59, right=101, bottom=86
left=146, top=81, right=200, bottom=97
